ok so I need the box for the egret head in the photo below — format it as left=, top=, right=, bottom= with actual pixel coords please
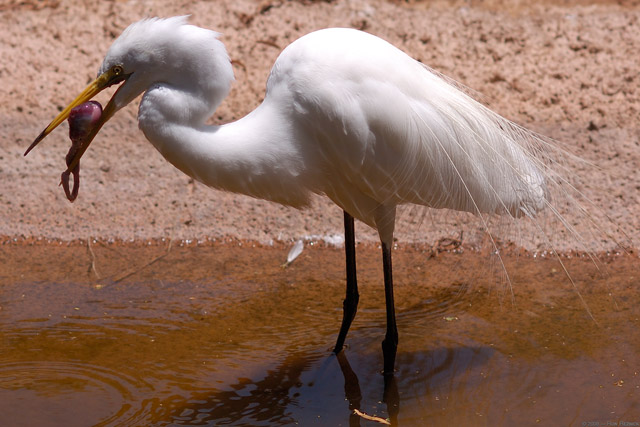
left=25, top=16, right=231, bottom=173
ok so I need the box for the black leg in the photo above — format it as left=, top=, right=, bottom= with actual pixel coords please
left=381, top=241, right=398, bottom=375
left=333, top=211, right=359, bottom=354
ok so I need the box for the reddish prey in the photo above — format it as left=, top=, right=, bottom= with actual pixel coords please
left=61, top=101, right=102, bottom=202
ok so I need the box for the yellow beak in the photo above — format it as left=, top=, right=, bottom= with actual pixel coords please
left=25, top=66, right=128, bottom=172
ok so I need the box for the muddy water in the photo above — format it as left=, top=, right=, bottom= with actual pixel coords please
left=0, top=240, right=638, bottom=426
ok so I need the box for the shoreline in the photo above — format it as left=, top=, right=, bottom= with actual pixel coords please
left=1, top=234, right=634, bottom=260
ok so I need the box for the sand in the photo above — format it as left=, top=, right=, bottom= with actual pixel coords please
left=1, top=0, right=638, bottom=249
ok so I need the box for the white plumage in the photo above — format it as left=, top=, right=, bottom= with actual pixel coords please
left=101, top=17, right=549, bottom=247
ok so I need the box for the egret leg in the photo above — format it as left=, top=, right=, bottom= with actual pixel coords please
left=381, top=241, right=398, bottom=375
left=333, top=211, right=359, bottom=354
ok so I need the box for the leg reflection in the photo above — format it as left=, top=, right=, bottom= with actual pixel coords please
left=383, top=374, right=399, bottom=426
left=336, top=351, right=362, bottom=426
left=336, top=351, right=400, bottom=426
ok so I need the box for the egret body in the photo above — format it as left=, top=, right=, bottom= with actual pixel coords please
left=27, top=17, right=560, bottom=375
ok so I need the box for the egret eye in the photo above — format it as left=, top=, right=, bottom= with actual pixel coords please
left=112, top=65, right=124, bottom=75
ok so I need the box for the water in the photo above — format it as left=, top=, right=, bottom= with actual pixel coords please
left=0, top=241, right=638, bottom=426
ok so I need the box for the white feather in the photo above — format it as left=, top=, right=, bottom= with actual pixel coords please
left=283, top=240, right=304, bottom=268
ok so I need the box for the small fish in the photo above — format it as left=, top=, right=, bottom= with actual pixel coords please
left=60, top=101, right=103, bottom=202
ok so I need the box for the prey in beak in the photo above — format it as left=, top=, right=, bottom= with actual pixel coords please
left=25, top=65, right=130, bottom=174
left=60, top=101, right=103, bottom=202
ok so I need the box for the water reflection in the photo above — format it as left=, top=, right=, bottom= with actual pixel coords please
left=0, top=244, right=638, bottom=426
left=142, top=348, right=403, bottom=426
left=336, top=351, right=364, bottom=426
left=151, top=350, right=322, bottom=425
left=334, top=346, right=494, bottom=426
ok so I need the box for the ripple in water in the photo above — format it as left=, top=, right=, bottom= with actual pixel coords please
left=0, top=360, right=152, bottom=427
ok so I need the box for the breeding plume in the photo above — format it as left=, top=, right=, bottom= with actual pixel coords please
left=27, top=16, right=559, bottom=375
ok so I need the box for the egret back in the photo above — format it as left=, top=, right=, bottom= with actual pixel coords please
left=270, top=28, right=549, bottom=225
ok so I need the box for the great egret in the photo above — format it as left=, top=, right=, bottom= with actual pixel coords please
left=27, top=16, right=565, bottom=375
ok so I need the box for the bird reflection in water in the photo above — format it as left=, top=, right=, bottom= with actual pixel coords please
left=336, top=351, right=400, bottom=426
left=145, top=349, right=401, bottom=425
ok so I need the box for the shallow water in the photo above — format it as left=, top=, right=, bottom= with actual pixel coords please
left=0, top=241, right=638, bottom=426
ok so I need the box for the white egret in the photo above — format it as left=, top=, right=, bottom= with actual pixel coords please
left=27, top=16, right=572, bottom=375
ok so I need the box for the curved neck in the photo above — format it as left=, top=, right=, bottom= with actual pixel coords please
left=137, top=85, right=313, bottom=208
